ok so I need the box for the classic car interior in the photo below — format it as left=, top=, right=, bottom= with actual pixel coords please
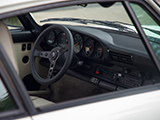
left=1, top=1, right=160, bottom=108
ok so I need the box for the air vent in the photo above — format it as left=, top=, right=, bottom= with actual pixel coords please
left=109, top=51, right=133, bottom=65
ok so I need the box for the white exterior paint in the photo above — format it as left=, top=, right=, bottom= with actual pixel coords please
left=0, top=0, right=70, bottom=14
left=15, top=117, right=32, bottom=120
left=0, top=0, right=159, bottom=119
left=32, top=89, right=160, bottom=120
left=145, top=0, right=160, bottom=14
left=0, top=0, right=159, bottom=16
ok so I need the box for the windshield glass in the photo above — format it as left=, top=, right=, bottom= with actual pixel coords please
left=31, top=2, right=135, bottom=32
left=131, top=3, right=160, bottom=61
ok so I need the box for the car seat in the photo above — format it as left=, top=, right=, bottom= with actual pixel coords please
left=0, top=21, right=54, bottom=107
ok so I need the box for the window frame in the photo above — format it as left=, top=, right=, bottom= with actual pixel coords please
left=26, top=0, right=160, bottom=114
left=154, top=0, right=160, bottom=6
left=1, top=0, right=160, bottom=116
left=0, top=43, right=30, bottom=119
left=124, top=0, right=160, bottom=74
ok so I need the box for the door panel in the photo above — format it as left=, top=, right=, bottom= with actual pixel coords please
left=12, top=31, right=48, bottom=91
left=32, top=89, right=160, bottom=120
left=14, top=42, right=33, bottom=79
left=12, top=31, right=35, bottom=79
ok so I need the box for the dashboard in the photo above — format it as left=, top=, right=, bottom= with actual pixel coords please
left=42, top=29, right=103, bottom=59
left=40, top=24, right=160, bottom=91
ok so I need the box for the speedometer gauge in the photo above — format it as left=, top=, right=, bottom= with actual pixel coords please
left=74, top=33, right=83, bottom=53
left=84, top=39, right=94, bottom=56
left=46, top=31, right=55, bottom=45
left=58, top=32, right=68, bottom=47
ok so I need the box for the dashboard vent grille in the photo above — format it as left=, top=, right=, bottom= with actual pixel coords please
left=109, top=51, right=133, bottom=65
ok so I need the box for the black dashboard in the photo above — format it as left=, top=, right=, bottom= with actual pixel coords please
left=40, top=24, right=159, bottom=90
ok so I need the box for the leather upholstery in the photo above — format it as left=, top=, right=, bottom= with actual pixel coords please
left=30, top=96, right=54, bottom=107
left=0, top=20, right=54, bottom=107
left=0, top=21, right=19, bottom=73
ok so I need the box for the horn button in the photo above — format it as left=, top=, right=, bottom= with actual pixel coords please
left=50, top=51, right=58, bottom=60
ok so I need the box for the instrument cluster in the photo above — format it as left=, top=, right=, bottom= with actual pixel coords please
left=45, top=31, right=103, bottom=59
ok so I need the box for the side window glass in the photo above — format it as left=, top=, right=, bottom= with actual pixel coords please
left=0, top=77, right=17, bottom=112
left=131, top=3, right=160, bottom=61
left=3, top=17, right=23, bottom=30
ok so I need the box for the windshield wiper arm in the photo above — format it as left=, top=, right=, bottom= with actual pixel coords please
left=90, top=20, right=135, bottom=32
left=143, top=27, right=160, bottom=35
left=40, top=18, right=88, bottom=24
left=40, top=18, right=136, bottom=33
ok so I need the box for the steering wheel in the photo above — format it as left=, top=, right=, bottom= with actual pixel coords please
left=30, top=25, right=74, bottom=85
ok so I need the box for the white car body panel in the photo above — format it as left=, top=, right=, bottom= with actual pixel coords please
left=0, top=0, right=159, bottom=119
left=0, top=0, right=159, bottom=15
left=145, top=0, right=160, bottom=14
left=15, top=117, right=32, bottom=120
left=0, top=0, right=70, bottom=14
left=32, top=89, right=160, bottom=120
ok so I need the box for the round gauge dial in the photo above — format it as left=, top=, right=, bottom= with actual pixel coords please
left=95, top=43, right=103, bottom=58
left=74, top=33, right=83, bottom=53
left=84, top=39, right=94, bottom=56
left=58, top=32, right=68, bottom=47
left=46, top=31, right=55, bottom=45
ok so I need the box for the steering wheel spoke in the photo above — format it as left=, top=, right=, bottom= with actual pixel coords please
left=58, top=47, right=68, bottom=57
left=47, top=61, right=56, bottom=79
left=34, top=50, right=50, bottom=59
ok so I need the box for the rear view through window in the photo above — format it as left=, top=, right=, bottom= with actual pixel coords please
left=0, top=78, right=17, bottom=112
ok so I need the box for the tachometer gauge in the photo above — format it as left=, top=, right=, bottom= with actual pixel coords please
left=95, top=43, right=103, bottom=58
left=84, top=39, right=94, bottom=56
left=74, top=33, right=83, bottom=53
left=58, top=32, right=68, bottom=47
left=46, top=31, right=55, bottom=45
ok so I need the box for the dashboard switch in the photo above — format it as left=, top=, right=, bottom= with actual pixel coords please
left=22, top=44, right=26, bottom=51
left=96, top=71, right=100, bottom=74
left=96, top=68, right=101, bottom=74
left=90, top=77, right=100, bottom=84
left=117, top=73, right=122, bottom=77
left=27, top=43, right=31, bottom=50
left=77, top=61, right=83, bottom=66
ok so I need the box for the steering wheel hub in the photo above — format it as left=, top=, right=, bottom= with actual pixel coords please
left=51, top=51, right=57, bottom=59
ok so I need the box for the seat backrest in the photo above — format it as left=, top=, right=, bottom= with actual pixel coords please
left=0, top=21, right=19, bottom=74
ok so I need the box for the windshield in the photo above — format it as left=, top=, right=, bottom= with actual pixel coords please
left=131, top=3, right=160, bottom=61
left=31, top=2, right=134, bottom=31
left=31, top=1, right=160, bottom=61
